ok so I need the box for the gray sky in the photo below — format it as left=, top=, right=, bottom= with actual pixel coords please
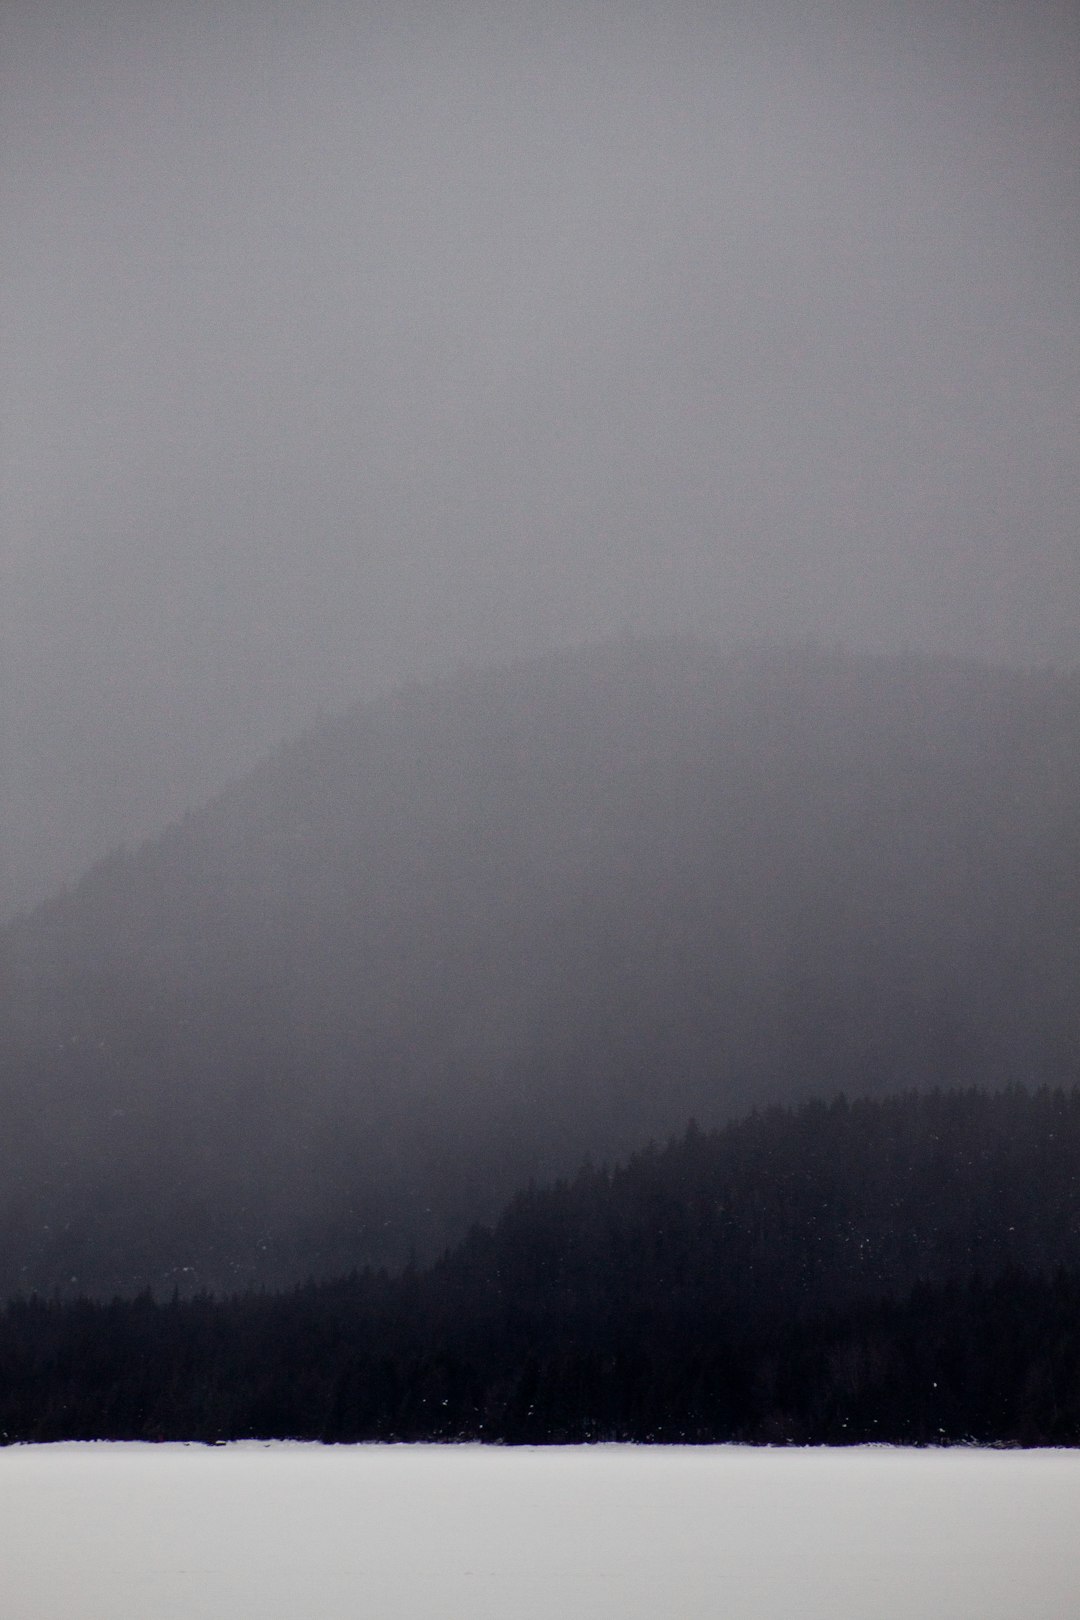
left=2, top=0, right=1078, bottom=914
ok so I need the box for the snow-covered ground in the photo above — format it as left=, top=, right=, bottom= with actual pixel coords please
left=2, top=1443, right=1078, bottom=1619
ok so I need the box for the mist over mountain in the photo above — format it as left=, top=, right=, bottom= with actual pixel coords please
left=4, top=0, right=1078, bottom=919
left=2, top=641, right=1079, bottom=1296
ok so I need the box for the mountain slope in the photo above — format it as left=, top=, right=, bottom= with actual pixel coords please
left=2, top=641, right=1078, bottom=1294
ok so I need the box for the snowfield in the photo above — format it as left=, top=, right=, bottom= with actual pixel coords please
left=2, top=1443, right=1078, bottom=1619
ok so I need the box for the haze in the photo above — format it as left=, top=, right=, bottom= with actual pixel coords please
left=3, top=0, right=1078, bottom=915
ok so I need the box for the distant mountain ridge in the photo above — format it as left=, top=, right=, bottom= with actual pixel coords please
left=1, top=640, right=1078, bottom=1295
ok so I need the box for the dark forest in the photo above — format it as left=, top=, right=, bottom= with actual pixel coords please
left=4, top=1089, right=1080, bottom=1445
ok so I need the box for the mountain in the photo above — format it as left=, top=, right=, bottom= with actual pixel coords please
left=2, top=640, right=1078, bottom=1295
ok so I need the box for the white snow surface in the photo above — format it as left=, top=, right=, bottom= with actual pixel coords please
left=2, top=1443, right=1078, bottom=1619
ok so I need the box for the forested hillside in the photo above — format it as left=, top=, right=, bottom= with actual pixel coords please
left=2, top=643, right=1078, bottom=1295
left=3, top=1089, right=1079, bottom=1445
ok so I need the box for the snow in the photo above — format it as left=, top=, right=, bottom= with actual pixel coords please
left=2, top=1443, right=1079, bottom=1619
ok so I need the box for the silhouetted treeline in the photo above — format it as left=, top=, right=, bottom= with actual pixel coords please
left=4, top=1089, right=1080, bottom=1445
left=2, top=643, right=1080, bottom=1296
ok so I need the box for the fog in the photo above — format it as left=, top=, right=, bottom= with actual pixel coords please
left=2, top=0, right=1078, bottom=913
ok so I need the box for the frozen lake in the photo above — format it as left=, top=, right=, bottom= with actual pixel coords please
left=2, top=1443, right=1079, bottom=1619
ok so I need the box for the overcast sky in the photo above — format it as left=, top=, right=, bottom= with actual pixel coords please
left=2, top=0, right=1078, bottom=914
